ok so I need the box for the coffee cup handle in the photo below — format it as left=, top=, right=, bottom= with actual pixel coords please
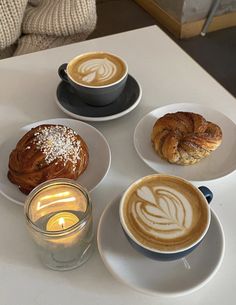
left=198, top=186, right=213, bottom=204
left=58, top=63, right=69, bottom=83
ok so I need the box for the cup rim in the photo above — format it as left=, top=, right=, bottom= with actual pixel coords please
left=119, top=174, right=211, bottom=254
left=24, top=178, right=91, bottom=237
left=66, top=51, right=128, bottom=89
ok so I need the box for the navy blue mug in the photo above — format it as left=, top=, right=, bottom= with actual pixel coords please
left=119, top=174, right=213, bottom=261
left=58, top=52, right=128, bottom=107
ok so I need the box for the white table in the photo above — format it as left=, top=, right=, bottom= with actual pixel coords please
left=0, top=26, right=235, bottom=305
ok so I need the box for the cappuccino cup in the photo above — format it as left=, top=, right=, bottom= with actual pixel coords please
left=119, top=174, right=213, bottom=261
left=58, top=51, right=128, bottom=106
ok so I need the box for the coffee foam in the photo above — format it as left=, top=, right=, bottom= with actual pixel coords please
left=122, top=175, right=209, bottom=252
left=68, top=52, right=126, bottom=86
left=133, top=185, right=193, bottom=240
left=77, top=58, right=117, bottom=84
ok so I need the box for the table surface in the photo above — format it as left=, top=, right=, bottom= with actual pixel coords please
left=0, top=25, right=235, bottom=305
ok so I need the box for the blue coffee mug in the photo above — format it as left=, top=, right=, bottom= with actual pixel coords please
left=58, top=52, right=128, bottom=107
left=119, top=175, right=213, bottom=261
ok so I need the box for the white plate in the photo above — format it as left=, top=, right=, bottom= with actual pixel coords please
left=97, top=195, right=225, bottom=297
left=134, top=103, right=236, bottom=181
left=0, top=118, right=111, bottom=205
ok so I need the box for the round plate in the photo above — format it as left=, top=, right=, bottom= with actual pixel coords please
left=134, top=103, right=236, bottom=181
left=97, top=195, right=225, bottom=297
left=55, top=74, right=142, bottom=122
left=0, top=118, right=111, bottom=205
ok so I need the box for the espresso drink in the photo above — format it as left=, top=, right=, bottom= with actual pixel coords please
left=122, top=175, right=209, bottom=252
left=67, top=52, right=127, bottom=86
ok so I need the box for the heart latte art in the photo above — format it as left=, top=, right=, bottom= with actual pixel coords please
left=68, top=52, right=126, bottom=86
left=77, top=58, right=117, bottom=84
left=134, top=185, right=193, bottom=240
left=122, top=175, right=209, bottom=252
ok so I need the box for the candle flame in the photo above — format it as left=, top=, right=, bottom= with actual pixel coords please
left=46, top=212, right=79, bottom=232
left=59, top=217, right=65, bottom=229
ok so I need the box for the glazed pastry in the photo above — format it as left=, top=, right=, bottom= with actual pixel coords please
left=151, top=112, right=222, bottom=165
left=8, top=124, right=89, bottom=194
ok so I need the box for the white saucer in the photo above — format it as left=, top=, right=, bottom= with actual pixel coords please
left=134, top=103, right=236, bottom=181
left=0, top=118, right=111, bottom=205
left=97, top=195, right=225, bottom=297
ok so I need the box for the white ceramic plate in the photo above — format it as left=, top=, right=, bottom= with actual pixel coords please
left=0, top=118, right=111, bottom=205
left=97, top=195, right=225, bottom=297
left=134, top=103, right=236, bottom=181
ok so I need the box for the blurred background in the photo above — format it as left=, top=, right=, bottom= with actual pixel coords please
left=91, top=0, right=236, bottom=97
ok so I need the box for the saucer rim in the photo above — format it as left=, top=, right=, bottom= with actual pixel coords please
left=55, top=74, right=142, bottom=122
left=97, top=195, right=225, bottom=297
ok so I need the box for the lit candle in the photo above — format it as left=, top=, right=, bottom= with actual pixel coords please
left=46, top=212, right=79, bottom=231
left=24, top=179, right=94, bottom=270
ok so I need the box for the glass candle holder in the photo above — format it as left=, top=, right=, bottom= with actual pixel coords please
left=24, top=178, right=94, bottom=271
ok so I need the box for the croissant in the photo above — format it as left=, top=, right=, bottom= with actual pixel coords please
left=8, top=124, right=89, bottom=194
left=151, top=112, right=222, bottom=165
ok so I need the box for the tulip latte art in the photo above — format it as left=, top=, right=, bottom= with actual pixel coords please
left=122, top=176, right=209, bottom=251
left=68, top=52, right=126, bottom=86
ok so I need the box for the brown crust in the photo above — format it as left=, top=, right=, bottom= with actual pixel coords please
left=8, top=124, right=89, bottom=194
left=151, top=112, right=222, bottom=165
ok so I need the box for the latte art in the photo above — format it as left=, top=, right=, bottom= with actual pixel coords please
left=78, top=58, right=117, bottom=85
left=68, top=52, right=127, bottom=86
left=133, top=186, right=193, bottom=240
left=122, top=175, right=209, bottom=252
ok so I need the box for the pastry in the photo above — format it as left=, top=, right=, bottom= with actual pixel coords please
left=8, top=124, right=89, bottom=194
left=151, top=111, right=222, bottom=165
